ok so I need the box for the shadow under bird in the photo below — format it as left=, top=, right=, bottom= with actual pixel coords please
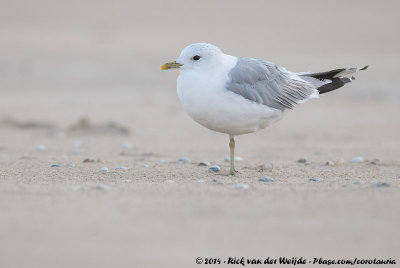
left=161, top=43, right=368, bottom=175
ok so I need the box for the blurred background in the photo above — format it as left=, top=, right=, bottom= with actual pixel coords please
left=1, top=0, right=399, bottom=154
left=1, top=1, right=399, bottom=267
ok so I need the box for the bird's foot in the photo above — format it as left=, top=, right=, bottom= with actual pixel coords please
left=228, top=169, right=238, bottom=176
left=215, top=169, right=238, bottom=176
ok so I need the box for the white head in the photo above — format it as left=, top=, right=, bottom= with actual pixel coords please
left=161, top=43, right=224, bottom=71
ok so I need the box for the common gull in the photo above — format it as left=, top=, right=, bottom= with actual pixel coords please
left=161, top=43, right=367, bottom=175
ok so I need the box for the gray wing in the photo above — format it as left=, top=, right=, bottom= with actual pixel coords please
left=226, top=58, right=317, bottom=111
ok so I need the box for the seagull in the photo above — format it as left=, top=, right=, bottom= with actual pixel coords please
left=161, top=43, right=367, bottom=175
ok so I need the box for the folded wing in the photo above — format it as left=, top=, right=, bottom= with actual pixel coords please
left=226, top=58, right=318, bottom=111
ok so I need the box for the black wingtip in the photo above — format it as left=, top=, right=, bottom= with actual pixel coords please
left=317, top=77, right=349, bottom=94
left=360, top=65, right=369, bottom=71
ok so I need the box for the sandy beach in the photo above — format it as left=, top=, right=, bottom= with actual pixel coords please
left=1, top=1, right=399, bottom=267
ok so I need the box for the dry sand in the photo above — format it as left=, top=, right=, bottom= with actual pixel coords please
left=1, top=1, right=400, bottom=267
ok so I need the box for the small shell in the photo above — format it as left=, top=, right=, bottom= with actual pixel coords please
left=35, top=145, right=46, bottom=151
left=232, top=184, right=249, bottom=189
left=258, top=176, right=274, bottom=182
left=99, top=167, right=109, bottom=173
left=351, top=157, right=364, bottom=163
left=95, top=184, right=110, bottom=190
left=115, top=166, right=128, bottom=171
left=371, top=182, right=390, bottom=188
left=51, top=164, right=62, bottom=167
left=208, top=165, right=221, bottom=172
left=177, top=158, right=191, bottom=164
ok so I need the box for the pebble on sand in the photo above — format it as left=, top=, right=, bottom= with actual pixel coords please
left=51, top=164, right=62, bottom=167
left=95, top=184, right=110, bottom=191
left=259, top=163, right=273, bottom=171
left=325, top=161, right=335, bottom=166
left=99, top=167, right=109, bottom=174
left=297, top=158, right=309, bottom=164
left=121, top=142, right=133, bottom=150
left=232, top=183, right=249, bottom=189
left=177, top=157, right=191, bottom=164
left=139, top=164, right=149, bottom=168
left=35, top=145, right=46, bottom=151
left=309, top=177, right=319, bottom=182
left=198, top=161, right=211, bottom=166
left=208, top=165, right=221, bottom=172
left=258, top=176, right=274, bottom=182
left=369, top=159, right=381, bottom=165
left=195, top=179, right=205, bottom=183
left=335, top=159, right=345, bottom=165
left=159, top=160, right=168, bottom=164
left=211, top=179, right=224, bottom=185
left=371, top=181, right=390, bottom=188
left=115, top=166, right=128, bottom=171
left=351, top=157, right=364, bottom=163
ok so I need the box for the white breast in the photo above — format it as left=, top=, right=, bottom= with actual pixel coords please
left=177, top=55, right=283, bottom=135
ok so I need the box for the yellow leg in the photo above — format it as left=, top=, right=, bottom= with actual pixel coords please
left=229, top=135, right=237, bottom=175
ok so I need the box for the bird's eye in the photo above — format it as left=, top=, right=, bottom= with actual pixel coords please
left=192, top=55, right=201, bottom=61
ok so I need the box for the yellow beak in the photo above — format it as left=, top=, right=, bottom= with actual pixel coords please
left=161, top=61, right=183, bottom=70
